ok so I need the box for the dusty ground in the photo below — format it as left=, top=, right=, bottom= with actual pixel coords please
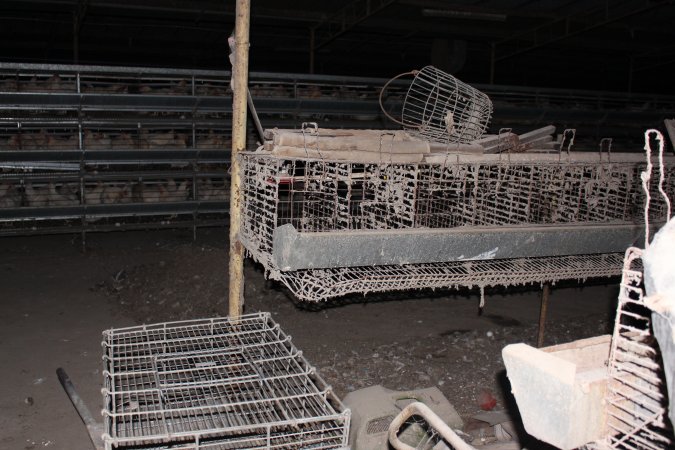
left=1, top=228, right=618, bottom=449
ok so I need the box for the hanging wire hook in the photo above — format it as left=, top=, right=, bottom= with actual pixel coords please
left=655, top=132, right=672, bottom=220
left=641, top=129, right=671, bottom=247
left=642, top=130, right=655, bottom=247
left=301, top=122, right=324, bottom=160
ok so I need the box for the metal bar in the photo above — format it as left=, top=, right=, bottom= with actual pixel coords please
left=1, top=63, right=674, bottom=106
left=246, top=88, right=265, bottom=143
left=56, top=368, right=104, bottom=450
left=272, top=223, right=657, bottom=271
left=0, top=219, right=227, bottom=237
left=0, top=149, right=230, bottom=164
left=537, top=283, right=550, bottom=348
left=229, top=0, right=250, bottom=318
left=0, top=63, right=659, bottom=107
left=0, top=201, right=228, bottom=221
left=309, top=28, right=315, bottom=74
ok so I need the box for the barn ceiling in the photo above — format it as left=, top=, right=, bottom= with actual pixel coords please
left=0, top=0, right=673, bottom=93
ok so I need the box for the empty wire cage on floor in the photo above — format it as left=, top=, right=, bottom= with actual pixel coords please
left=240, top=151, right=674, bottom=302
left=101, top=313, right=350, bottom=450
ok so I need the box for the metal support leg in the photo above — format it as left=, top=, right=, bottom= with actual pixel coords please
left=537, top=283, right=550, bottom=348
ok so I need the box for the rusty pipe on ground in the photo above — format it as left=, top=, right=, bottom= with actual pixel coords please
left=388, top=401, right=475, bottom=450
left=56, top=368, right=104, bottom=450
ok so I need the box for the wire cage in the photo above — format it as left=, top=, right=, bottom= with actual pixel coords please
left=601, top=247, right=674, bottom=449
left=400, top=66, right=493, bottom=144
left=240, top=148, right=674, bottom=302
left=101, top=312, right=350, bottom=450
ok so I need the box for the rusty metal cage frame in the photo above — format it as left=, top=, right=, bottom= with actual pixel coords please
left=239, top=151, right=674, bottom=302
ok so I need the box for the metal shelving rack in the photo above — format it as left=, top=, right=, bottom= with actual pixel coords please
left=1, top=62, right=672, bottom=238
left=0, top=63, right=235, bottom=239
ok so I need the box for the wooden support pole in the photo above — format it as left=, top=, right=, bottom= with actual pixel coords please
left=228, top=0, right=251, bottom=318
left=537, top=283, right=551, bottom=348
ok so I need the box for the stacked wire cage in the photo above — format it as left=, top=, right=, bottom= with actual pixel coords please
left=0, top=63, right=233, bottom=237
left=240, top=144, right=674, bottom=302
left=101, top=312, right=350, bottom=450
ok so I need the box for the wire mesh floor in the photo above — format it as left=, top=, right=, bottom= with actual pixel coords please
left=101, top=313, right=350, bottom=449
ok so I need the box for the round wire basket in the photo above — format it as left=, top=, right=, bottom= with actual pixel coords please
left=382, top=66, right=493, bottom=144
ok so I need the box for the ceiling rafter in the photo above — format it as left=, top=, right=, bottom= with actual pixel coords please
left=494, top=0, right=673, bottom=63
left=311, top=0, right=398, bottom=51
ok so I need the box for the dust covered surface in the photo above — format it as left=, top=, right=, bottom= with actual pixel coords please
left=100, top=240, right=613, bottom=419
left=100, top=244, right=229, bottom=322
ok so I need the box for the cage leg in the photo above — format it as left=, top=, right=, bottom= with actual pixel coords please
left=537, top=284, right=551, bottom=348
left=192, top=212, right=197, bottom=241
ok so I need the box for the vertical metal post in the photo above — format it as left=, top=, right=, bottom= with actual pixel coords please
left=537, top=284, right=550, bottom=348
left=309, top=28, right=315, bottom=74
left=228, top=0, right=251, bottom=318
left=73, top=0, right=88, bottom=64
left=73, top=13, right=79, bottom=64
left=489, top=42, right=495, bottom=84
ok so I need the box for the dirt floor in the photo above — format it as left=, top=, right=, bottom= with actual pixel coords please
left=0, top=228, right=619, bottom=449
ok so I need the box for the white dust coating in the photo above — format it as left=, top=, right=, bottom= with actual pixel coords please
left=238, top=150, right=672, bottom=302
left=458, top=247, right=499, bottom=261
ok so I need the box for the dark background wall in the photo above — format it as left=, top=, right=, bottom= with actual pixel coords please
left=0, top=0, right=673, bottom=94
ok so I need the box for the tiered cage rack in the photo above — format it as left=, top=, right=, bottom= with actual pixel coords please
left=1, top=62, right=673, bottom=238
left=0, top=63, right=234, bottom=238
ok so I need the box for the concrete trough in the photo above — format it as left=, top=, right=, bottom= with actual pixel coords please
left=502, top=335, right=611, bottom=450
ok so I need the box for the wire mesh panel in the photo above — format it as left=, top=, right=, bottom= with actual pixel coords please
left=401, top=66, right=493, bottom=144
left=101, top=313, right=350, bottom=450
left=603, top=248, right=674, bottom=449
left=240, top=151, right=674, bottom=301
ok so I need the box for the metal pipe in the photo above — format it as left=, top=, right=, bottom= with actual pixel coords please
left=309, top=28, right=315, bottom=74
left=537, top=283, right=550, bottom=348
left=228, top=0, right=250, bottom=318
left=73, top=13, right=79, bottom=64
left=56, top=368, right=104, bottom=450
left=388, top=401, right=475, bottom=450
left=489, top=42, right=495, bottom=84
left=246, top=84, right=265, bottom=143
